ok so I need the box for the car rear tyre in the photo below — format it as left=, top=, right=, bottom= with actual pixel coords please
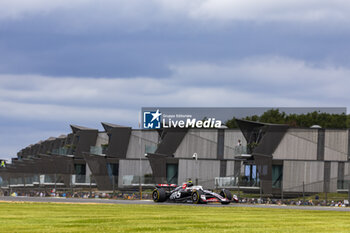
left=192, top=190, right=203, bottom=204
left=152, top=188, right=167, bottom=202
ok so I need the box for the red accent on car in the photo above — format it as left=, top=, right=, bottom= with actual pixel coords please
left=156, top=184, right=177, bottom=187
left=206, top=198, right=220, bottom=202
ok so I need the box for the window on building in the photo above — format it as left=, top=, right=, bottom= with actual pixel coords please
left=272, top=165, right=283, bottom=188
left=75, top=164, right=86, bottom=183
left=166, top=163, right=178, bottom=184
left=243, top=164, right=258, bottom=186
left=107, top=163, right=119, bottom=186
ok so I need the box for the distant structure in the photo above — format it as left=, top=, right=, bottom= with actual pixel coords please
left=1, top=120, right=350, bottom=195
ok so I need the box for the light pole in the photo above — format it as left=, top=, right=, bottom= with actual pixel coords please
left=193, top=153, right=198, bottom=185
left=139, top=130, right=142, bottom=200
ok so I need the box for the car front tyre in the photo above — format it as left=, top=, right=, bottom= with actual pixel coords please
left=191, top=190, right=203, bottom=204
left=220, top=189, right=232, bottom=205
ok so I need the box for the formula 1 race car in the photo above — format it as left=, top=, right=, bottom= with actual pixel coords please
left=152, top=181, right=238, bottom=204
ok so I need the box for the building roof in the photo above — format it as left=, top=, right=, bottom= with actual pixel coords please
left=101, top=122, right=130, bottom=132
left=70, top=125, right=97, bottom=133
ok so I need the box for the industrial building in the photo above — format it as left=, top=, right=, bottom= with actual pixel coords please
left=1, top=120, right=350, bottom=195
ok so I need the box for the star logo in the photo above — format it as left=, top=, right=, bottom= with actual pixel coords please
left=151, top=109, right=162, bottom=122
left=143, top=109, right=162, bottom=129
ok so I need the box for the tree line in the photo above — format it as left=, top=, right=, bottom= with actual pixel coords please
left=225, top=109, right=350, bottom=129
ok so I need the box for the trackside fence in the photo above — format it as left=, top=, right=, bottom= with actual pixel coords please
left=1, top=174, right=350, bottom=207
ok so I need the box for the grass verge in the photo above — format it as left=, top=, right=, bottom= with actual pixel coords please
left=0, top=202, right=349, bottom=232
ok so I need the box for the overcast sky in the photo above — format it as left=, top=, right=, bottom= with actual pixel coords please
left=1, top=0, right=350, bottom=159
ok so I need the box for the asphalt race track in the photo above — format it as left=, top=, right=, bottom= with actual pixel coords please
left=1, top=196, right=350, bottom=212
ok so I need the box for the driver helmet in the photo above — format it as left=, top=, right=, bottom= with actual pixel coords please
left=182, top=180, right=193, bottom=189
left=187, top=180, right=193, bottom=187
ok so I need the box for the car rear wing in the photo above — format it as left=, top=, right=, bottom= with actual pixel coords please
left=155, top=184, right=177, bottom=189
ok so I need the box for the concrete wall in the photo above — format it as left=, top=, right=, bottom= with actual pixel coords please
left=225, top=160, right=243, bottom=177
left=224, top=130, right=246, bottom=159
left=178, top=159, right=220, bottom=189
left=85, top=164, right=92, bottom=183
left=273, top=129, right=318, bottom=160
left=95, top=132, right=108, bottom=146
left=324, top=130, right=348, bottom=161
left=283, top=161, right=324, bottom=192
left=330, top=162, right=338, bottom=192
left=174, top=129, right=217, bottom=159
left=226, top=161, right=236, bottom=177
left=118, top=159, right=152, bottom=187
left=344, top=162, right=350, bottom=180
left=126, top=130, right=159, bottom=159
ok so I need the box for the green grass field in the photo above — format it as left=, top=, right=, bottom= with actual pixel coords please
left=1, top=202, right=350, bottom=232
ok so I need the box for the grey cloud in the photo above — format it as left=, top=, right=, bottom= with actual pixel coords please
left=1, top=57, right=350, bottom=113
left=2, top=1, right=350, bottom=25
left=0, top=1, right=350, bottom=78
left=1, top=19, right=350, bottom=78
